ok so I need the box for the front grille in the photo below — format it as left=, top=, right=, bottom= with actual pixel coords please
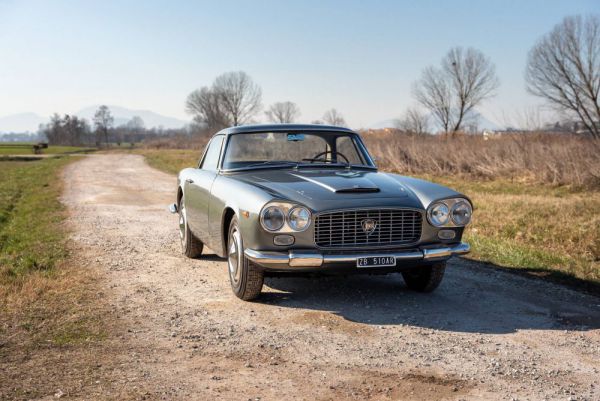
left=314, top=208, right=422, bottom=248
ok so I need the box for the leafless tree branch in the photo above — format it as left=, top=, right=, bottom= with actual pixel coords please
left=322, top=108, right=346, bottom=127
left=525, top=14, right=600, bottom=139
left=413, top=47, right=499, bottom=134
left=265, top=101, right=301, bottom=123
left=395, top=107, right=430, bottom=135
left=185, top=71, right=262, bottom=129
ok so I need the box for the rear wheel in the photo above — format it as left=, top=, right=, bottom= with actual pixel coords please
left=402, top=262, right=446, bottom=292
left=228, top=216, right=264, bottom=301
left=179, top=197, right=203, bottom=258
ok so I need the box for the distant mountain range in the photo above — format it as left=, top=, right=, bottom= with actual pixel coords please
left=0, top=105, right=189, bottom=133
left=75, top=105, right=189, bottom=130
left=0, top=112, right=48, bottom=133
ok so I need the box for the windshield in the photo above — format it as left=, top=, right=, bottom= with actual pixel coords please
left=221, top=132, right=373, bottom=170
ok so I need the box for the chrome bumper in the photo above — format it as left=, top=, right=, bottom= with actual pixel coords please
left=244, top=242, right=470, bottom=270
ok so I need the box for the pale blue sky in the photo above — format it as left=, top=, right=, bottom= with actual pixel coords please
left=0, top=0, right=598, bottom=128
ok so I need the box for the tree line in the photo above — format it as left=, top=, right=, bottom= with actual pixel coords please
left=41, top=106, right=188, bottom=147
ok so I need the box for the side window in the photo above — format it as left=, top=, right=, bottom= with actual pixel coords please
left=200, top=136, right=225, bottom=171
left=336, top=136, right=364, bottom=164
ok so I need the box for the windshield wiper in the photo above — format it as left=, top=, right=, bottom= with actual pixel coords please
left=244, top=161, right=299, bottom=168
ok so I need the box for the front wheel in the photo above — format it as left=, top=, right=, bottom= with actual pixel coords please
left=179, top=197, right=203, bottom=258
left=227, top=217, right=264, bottom=301
left=402, top=262, right=446, bottom=292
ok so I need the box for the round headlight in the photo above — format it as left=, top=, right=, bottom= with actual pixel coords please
left=451, top=201, right=472, bottom=226
left=288, top=207, right=311, bottom=231
left=260, top=206, right=285, bottom=231
left=428, top=202, right=450, bottom=226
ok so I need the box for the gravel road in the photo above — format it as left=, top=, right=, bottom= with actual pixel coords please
left=61, top=153, right=600, bottom=401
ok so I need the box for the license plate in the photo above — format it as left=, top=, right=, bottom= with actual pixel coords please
left=356, top=256, right=396, bottom=268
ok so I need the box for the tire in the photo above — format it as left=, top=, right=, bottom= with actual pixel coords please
left=402, top=262, right=446, bottom=292
left=178, top=197, right=204, bottom=258
left=227, top=216, right=264, bottom=301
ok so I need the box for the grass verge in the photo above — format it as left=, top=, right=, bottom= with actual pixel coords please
left=0, top=157, right=105, bottom=356
left=135, top=148, right=198, bottom=175
left=136, top=149, right=600, bottom=290
left=0, top=144, right=96, bottom=156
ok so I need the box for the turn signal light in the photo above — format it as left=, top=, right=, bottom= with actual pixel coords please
left=274, top=235, right=295, bottom=246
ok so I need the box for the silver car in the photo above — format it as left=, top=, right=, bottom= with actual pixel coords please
left=170, top=124, right=472, bottom=300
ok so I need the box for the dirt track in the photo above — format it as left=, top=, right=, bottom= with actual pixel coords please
left=60, top=153, right=600, bottom=400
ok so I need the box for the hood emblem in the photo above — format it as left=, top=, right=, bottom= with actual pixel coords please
left=361, top=219, right=377, bottom=235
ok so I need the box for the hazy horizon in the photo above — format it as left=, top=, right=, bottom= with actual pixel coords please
left=1, top=0, right=598, bottom=129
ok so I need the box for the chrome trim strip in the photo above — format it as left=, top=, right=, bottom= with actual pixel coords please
left=422, top=247, right=451, bottom=259
left=243, top=242, right=470, bottom=269
left=244, top=249, right=290, bottom=265
left=289, top=252, right=323, bottom=267
left=289, top=173, right=337, bottom=192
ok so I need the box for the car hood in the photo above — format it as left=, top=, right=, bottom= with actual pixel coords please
left=228, top=168, right=461, bottom=211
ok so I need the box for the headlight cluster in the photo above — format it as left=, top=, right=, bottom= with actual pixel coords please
left=427, top=198, right=472, bottom=227
left=260, top=202, right=312, bottom=232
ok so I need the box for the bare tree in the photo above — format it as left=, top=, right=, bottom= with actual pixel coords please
left=265, top=101, right=301, bottom=123
left=322, top=108, right=346, bottom=126
left=413, top=47, right=499, bottom=134
left=213, top=71, right=262, bottom=126
left=185, top=87, right=229, bottom=130
left=525, top=15, right=600, bottom=139
left=93, top=105, right=114, bottom=147
left=186, top=71, right=262, bottom=128
left=413, top=66, right=452, bottom=133
left=42, top=114, right=91, bottom=146
left=396, top=107, right=430, bottom=135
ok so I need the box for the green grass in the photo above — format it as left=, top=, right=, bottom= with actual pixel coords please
left=0, top=157, right=107, bottom=348
left=0, top=143, right=96, bottom=155
left=0, top=158, right=72, bottom=280
left=138, top=149, right=600, bottom=288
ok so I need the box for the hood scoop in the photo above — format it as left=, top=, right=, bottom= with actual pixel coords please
left=335, top=186, right=380, bottom=193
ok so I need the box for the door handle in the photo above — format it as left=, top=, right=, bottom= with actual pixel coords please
left=185, top=178, right=194, bottom=184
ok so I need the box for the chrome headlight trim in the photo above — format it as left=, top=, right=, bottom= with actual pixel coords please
left=427, top=198, right=473, bottom=227
left=450, top=200, right=472, bottom=226
left=288, top=206, right=312, bottom=232
left=427, top=201, right=450, bottom=227
left=260, top=205, right=286, bottom=232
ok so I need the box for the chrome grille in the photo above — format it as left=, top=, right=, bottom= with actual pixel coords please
left=314, top=209, right=422, bottom=248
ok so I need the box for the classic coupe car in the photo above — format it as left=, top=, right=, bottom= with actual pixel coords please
left=170, top=124, right=472, bottom=300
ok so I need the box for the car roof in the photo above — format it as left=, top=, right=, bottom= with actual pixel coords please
left=215, top=123, right=356, bottom=136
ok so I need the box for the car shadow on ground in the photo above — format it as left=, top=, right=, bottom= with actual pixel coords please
left=258, top=258, right=600, bottom=334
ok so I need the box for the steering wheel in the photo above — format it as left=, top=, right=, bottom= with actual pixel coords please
left=302, top=150, right=350, bottom=164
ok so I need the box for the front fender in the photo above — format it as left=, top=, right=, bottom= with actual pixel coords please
left=209, top=174, right=276, bottom=257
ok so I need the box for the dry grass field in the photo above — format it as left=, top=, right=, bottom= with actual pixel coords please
left=138, top=132, right=600, bottom=289
left=363, top=131, right=600, bottom=188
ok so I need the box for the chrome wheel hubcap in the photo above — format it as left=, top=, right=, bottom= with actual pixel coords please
left=179, top=204, right=186, bottom=249
left=228, top=228, right=242, bottom=285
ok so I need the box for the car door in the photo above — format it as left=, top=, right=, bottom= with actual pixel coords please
left=184, top=135, right=225, bottom=242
